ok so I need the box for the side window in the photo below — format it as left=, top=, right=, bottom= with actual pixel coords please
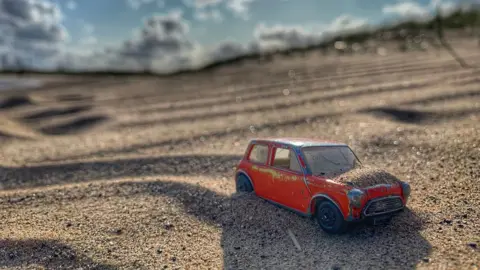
left=248, top=144, right=269, bottom=164
left=272, top=148, right=302, bottom=173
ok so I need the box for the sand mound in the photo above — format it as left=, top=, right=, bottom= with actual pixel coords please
left=39, top=115, right=109, bottom=135
left=21, top=106, right=92, bottom=122
left=0, top=96, right=33, bottom=110
left=56, top=94, right=93, bottom=102
left=362, top=107, right=428, bottom=123
left=0, top=117, right=39, bottom=139
left=0, top=130, right=16, bottom=140
left=335, top=166, right=403, bottom=188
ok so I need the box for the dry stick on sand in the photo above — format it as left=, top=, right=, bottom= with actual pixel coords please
left=287, top=229, right=302, bottom=251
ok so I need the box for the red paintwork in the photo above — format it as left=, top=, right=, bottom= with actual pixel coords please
left=235, top=138, right=408, bottom=220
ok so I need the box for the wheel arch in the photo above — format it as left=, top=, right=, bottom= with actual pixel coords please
left=235, top=170, right=254, bottom=190
left=308, top=194, right=345, bottom=218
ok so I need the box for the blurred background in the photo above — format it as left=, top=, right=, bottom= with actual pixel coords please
left=0, top=0, right=479, bottom=269
left=0, top=0, right=479, bottom=74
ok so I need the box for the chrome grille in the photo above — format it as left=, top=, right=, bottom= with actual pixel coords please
left=364, top=196, right=404, bottom=216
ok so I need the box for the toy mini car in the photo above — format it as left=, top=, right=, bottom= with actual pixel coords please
left=234, top=137, right=411, bottom=234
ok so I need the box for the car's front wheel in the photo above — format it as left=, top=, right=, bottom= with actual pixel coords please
left=236, top=174, right=253, bottom=193
left=315, top=201, right=349, bottom=234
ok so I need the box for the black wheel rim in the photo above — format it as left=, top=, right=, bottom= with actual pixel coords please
left=319, top=207, right=336, bottom=228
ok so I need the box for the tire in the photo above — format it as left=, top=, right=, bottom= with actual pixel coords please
left=236, top=174, right=253, bottom=193
left=315, top=201, right=349, bottom=234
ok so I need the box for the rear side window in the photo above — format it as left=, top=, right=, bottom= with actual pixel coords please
left=248, top=144, right=269, bottom=164
left=272, top=147, right=302, bottom=173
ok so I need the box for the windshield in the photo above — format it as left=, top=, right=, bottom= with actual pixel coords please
left=302, top=146, right=360, bottom=178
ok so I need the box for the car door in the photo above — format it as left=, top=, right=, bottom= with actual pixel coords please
left=243, top=143, right=275, bottom=199
left=269, top=146, right=310, bottom=212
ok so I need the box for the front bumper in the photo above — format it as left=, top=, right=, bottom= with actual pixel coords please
left=347, top=208, right=404, bottom=223
left=364, top=208, right=404, bottom=224
left=346, top=196, right=405, bottom=222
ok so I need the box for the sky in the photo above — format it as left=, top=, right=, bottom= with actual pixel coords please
left=0, top=0, right=473, bottom=73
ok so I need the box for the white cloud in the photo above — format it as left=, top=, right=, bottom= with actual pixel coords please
left=0, top=52, right=26, bottom=70
left=430, top=0, right=458, bottom=16
left=182, top=0, right=223, bottom=8
left=208, top=40, right=247, bottom=61
left=0, top=0, right=70, bottom=70
left=251, top=15, right=368, bottom=52
left=183, top=0, right=225, bottom=23
left=0, top=0, right=64, bottom=26
left=66, top=0, right=77, bottom=10
left=382, top=0, right=460, bottom=20
left=0, top=7, right=206, bottom=73
left=438, top=2, right=457, bottom=16
left=126, top=0, right=155, bottom=10
left=383, top=1, right=429, bottom=18
left=227, top=0, right=254, bottom=20
left=107, top=9, right=200, bottom=72
left=0, top=0, right=68, bottom=46
left=326, top=14, right=369, bottom=33
left=194, top=8, right=223, bottom=22
left=253, top=23, right=322, bottom=51
left=195, top=0, right=223, bottom=8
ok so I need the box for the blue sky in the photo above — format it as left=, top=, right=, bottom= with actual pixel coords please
left=55, top=0, right=438, bottom=47
left=0, top=0, right=469, bottom=72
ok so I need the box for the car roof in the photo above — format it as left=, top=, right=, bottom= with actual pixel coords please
left=249, top=137, right=348, bottom=148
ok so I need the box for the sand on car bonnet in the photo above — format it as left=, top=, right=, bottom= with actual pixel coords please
left=335, top=166, right=403, bottom=188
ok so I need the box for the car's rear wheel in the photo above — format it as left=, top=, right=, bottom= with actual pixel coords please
left=315, top=201, right=349, bottom=234
left=236, top=174, right=253, bottom=193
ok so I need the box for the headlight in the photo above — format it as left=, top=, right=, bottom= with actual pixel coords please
left=347, top=188, right=365, bottom=208
left=401, top=182, right=411, bottom=200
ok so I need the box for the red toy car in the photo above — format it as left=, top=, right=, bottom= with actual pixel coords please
left=234, top=137, right=411, bottom=234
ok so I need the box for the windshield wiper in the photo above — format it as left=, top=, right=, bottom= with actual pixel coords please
left=317, top=153, right=341, bottom=165
left=339, top=150, right=350, bottom=164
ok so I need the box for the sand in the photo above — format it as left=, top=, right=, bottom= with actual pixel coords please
left=0, top=40, right=479, bottom=269
left=335, top=166, right=403, bottom=188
